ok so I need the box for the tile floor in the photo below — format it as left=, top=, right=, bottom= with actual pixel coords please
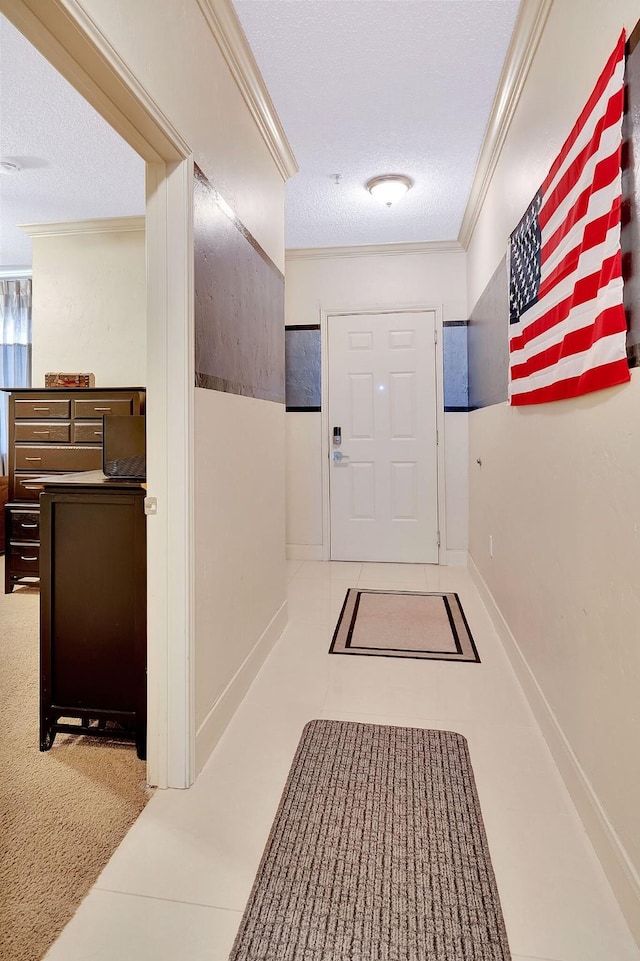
left=44, top=561, right=640, bottom=961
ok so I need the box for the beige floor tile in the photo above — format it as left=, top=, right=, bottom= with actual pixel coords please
left=43, top=891, right=241, bottom=961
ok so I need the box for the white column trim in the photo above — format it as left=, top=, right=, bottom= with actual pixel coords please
left=1, top=0, right=190, bottom=163
left=458, top=0, right=554, bottom=249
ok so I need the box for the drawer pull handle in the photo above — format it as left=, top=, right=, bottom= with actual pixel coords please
left=24, top=484, right=44, bottom=491
left=20, top=555, right=37, bottom=562
left=94, top=407, right=112, bottom=411
left=21, top=523, right=38, bottom=529
left=33, top=407, right=50, bottom=412
left=94, top=431, right=102, bottom=435
left=33, top=430, right=50, bottom=435
left=25, top=457, right=42, bottom=462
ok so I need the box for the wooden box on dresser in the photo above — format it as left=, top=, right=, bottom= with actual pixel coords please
left=2, top=388, right=145, bottom=592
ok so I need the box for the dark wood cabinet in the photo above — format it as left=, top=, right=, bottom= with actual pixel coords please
left=39, top=471, right=147, bottom=759
left=3, top=387, right=145, bottom=591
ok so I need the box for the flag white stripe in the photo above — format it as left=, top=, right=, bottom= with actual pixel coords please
left=509, top=331, right=625, bottom=397
left=542, top=55, right=624, bottom=203
left=510, top=222, right=621, bottom=339
left=541, top=121, right=621, bottom=242
left=509, top=275, right=623, bottom=367
left=540, top=180, right=620, bottom=282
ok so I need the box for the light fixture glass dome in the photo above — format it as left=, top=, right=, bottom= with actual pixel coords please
left=366, top=174, right=413, bottom=206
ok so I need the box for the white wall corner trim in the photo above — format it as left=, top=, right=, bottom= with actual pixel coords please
left=195, top=0, right=298, bottom=180
left=19, top=216, right=145, bottom=238
left=468, top=554, right=640, bottom=944
left=457, top=0, right=554, bottom=250
left=286, top=240, right=464, bottom=262
left=194, top=600, right=288, bottom=774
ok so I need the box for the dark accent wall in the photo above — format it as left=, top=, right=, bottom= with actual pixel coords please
left=194, top=165, right=285, bottom=403
left=284, top=326, right=321, bottom=411
left=442, top=321, right=470, bottom=412
left=468, top=257, right=509, bottom=410
left=622, top=24, right=640, bottom=366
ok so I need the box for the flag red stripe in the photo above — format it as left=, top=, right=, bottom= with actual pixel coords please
left=538, top=196, right=621, bottom=299
left=540, top=31, right=625, bottom=196
left=510, top=251, right=622, bottom=354
left=510, top=305, right=626, bottom=380
left=510, top=357, right=630, bottom=405
left=539, top=88, right=623, bottom=230
left=541, top=151, right=621, bottom=263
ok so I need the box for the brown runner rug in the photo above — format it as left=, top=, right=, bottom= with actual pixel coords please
left=229, top=719, right=511, bottom=961
left=330, top=589, right=480, bottom=662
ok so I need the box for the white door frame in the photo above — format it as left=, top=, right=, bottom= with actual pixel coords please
left=2, top=0, right=196, bottom=788
left=321, top=305, right=447, bottom=566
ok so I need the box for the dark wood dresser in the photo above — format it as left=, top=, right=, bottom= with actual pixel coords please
left=2, top=387, right=145, bottom=592
left=39, top=470, right=147, bottom=759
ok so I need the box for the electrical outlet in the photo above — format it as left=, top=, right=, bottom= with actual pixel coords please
left=489, top=534, right=493, bottom=557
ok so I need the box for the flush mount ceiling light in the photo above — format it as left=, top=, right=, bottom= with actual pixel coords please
left=0, top=160, right=21, bottom=175
left=366, top=174, right=413, bottom=207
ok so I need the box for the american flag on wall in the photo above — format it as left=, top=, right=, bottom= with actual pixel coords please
left=508, top=31, right=629, bottom=406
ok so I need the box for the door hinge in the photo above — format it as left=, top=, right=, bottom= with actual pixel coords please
left=436, top=429, right=439, bottom=446
left=437, top=531, right=441, bottom=548
left=434, top=329, right=438, bottom=345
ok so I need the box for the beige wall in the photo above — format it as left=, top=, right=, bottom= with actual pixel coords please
left=466, top=0, right=640, bottom=937
left=194, top=389, right=286, bottom=769
left=285, top=246, right=468, bottom=562
left=29, top=221, right=146, bottom=388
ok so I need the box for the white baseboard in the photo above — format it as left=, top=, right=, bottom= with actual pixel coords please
left=286, top=544, right=324, bottom=560
left=194, top=600, right=288, bottom=774
left=445, top=549, right=468, bottom=567
left=468, top=554, right=640, bottom=947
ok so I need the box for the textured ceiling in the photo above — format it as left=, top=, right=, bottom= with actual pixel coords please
left=0, top=16, right=145, bottom=268
left=0, top=1, right=521, bottom=265
left=233, top=0, right=521, bottom=248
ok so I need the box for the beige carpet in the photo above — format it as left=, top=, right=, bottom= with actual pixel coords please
left=330, top=589, right=480, bottom=662
left=230, top=719, right=511, bottom=960
left=0, top=557, right=152, bottom=961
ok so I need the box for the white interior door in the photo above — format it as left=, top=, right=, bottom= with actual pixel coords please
left=328, top=310, right=439, bottom=563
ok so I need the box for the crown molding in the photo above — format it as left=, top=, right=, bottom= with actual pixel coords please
left=286, top=240, right=464, bottom=262
left=196, top=0, right=298, bottom=181
left=20, top=216, right=145, bottom=238
left=0, top=266, right=32, bottom=278
left=458, top=0, right=554, bottom=250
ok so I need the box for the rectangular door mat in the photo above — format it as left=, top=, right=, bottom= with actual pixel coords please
left=229, top=719, right=511, bottom=960
left=330, top=589, right=480, bottom=662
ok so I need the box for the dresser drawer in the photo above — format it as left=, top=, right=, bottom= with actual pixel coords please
left=15, top=399, right=70, bottom=419
left=14, top=474, right=46, bottom=500
left=73, top=422, right=103, bottom=443
left=15, top=422, right=71, bottom=443
left=9, top=509, right=40, bottom=541
left=72, top=398, right=133, bottom=419
left=15, top=445, right=102, bottom=472
left=9, top=544, right=40, bottom=574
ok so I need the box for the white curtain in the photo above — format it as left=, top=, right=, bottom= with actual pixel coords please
left=0, top=278, right=32, bottom=475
